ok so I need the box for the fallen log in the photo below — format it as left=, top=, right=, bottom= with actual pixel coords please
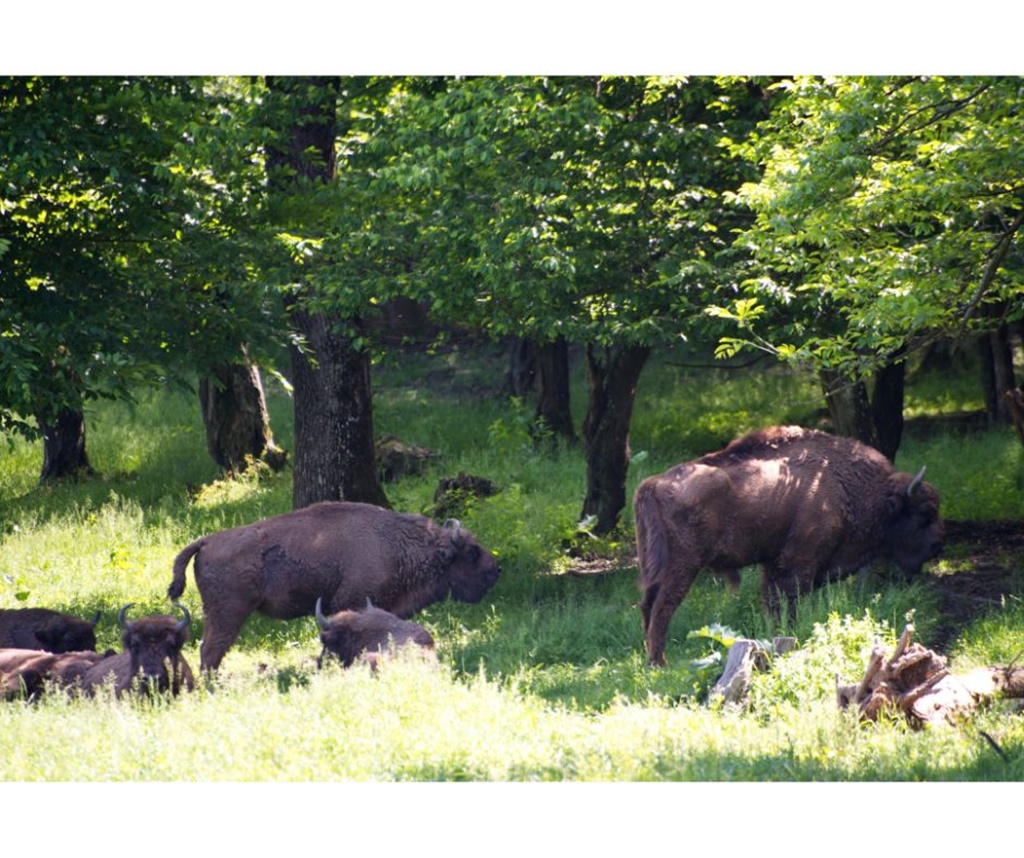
left=837, top=623, right=1024, bottom=727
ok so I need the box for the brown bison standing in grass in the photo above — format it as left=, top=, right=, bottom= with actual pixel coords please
left=315, top=597, right=437, bottom=670
left=634, top=426, right=945, bottom=666
left=169, top=501, right=501, bottom=671
left=0, top=607, right=99, bottom=653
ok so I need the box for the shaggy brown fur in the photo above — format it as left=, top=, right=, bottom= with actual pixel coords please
left=168, top=501, right=500, bottom=671
left=634, top=426, right=945, bottom=666
left=0, top=649, right=111, bottom=699
left=315, top=597, right=437, bottom=669
left=1, top=605, right=194, bottom=699
left=0, top=608, right=99, bottom=653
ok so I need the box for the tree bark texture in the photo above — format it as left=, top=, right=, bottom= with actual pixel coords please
left=289, top=308, right=388, bottom=510
left=265, top=75, right=387, bottom=511
left=980, top=325, right=1017, bottom=425
left=533, top=336, right=576, bottom=446
left=38, top=407, right=92, bottom=482
left=821, top=370, right=878, bottom=450
left=199, top=351, right=287, bottom=474
left=580, top=343, right=651, bottom=535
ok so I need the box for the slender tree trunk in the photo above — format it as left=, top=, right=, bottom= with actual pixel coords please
left=870, top=350, right=906, bottom=463
left=266, top=75, right=387, bottom=511
left=580, top=343, right=651, bottom=535
left=505, top=337, right=536, bottom=398
left=38, top=407, right=92, bottom=482
left=199, top=348, right=287, bottom=474
left=533, top=336, right=576, bottom=446
left=821, top=370, right=877, bottom=450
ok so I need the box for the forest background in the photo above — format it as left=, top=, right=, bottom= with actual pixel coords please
left=3, top=10, right=1024, bottom=856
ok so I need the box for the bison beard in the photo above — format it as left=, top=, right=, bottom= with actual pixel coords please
left=634, top=426, right=945, bottom=666
left=168, top=501, right=500, bottom=672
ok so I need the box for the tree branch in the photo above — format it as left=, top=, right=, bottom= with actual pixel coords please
left=956, top=208, right=1024, bottom=336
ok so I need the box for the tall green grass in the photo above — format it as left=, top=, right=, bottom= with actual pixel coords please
left=1, top=346, right=1022, bottom=782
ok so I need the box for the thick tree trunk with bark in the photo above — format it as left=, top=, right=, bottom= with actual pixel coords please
left=580, top=343, right=651, bottom=535
left=266, top=75, right=387, bottom=511
left=505, top=337, right=536, bottom=398
left=37, top=407, right=92, bottom=482
left=289, top=308, right=388, bottom=510
left=980, top=325, right=1017, bottom=425
left=533, top=337, right=576, bottom=446
left=199, top=351, right=287, bottom=474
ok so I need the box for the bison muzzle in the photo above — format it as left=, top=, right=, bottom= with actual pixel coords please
left=168, top=501, right=500, bottom=671
left=634, top=426, right=944, bottom=666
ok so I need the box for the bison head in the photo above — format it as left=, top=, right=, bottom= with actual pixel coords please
left=885, top=466, right=945, bottom=577
left=118, top=602, right=191, bottom=693
left=34, top=611, right=100, bottom=653
left=315, top=597, right=435, bottom=670
left=440, top=518, right=501, bottom=603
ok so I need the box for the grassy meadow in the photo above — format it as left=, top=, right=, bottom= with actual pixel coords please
left=1, top=342, right=1023, bottom=792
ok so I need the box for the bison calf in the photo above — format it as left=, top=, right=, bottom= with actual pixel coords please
left=168, top=501, right=500, bottom=671
left=634, top=426, right=945, bottom=666
left=1, top=648, right=113, bottom=700
left=315, top=597, right=437, bottom=670
left=0, top=607, right=99, bottom=653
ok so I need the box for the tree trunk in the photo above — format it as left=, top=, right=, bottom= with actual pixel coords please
left=38, top=407, right=92, bottom=482
left=266, top=75, right=387, bottom=511
left=870, top=350, right=906, bottom=463
left=821, top=369, right=878, bottom=449
left=533, top=336, right=576, bottom=446
left=978, top=325, right=1019, bottom=425
left=580, top=343, right=651, bottom=535
left=505, top=337, right=536, bottom=398
left=289, top=308, right=388, bottom=509
left=199, top=349, right=287, bottom=474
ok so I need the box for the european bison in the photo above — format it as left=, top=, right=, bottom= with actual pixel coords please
left=168, top=501, right=501, bottom=671
left=315, top=597, right=437, bottom=669
left=0, top=648, right=110, bottom=700
left=78, top=603, right=195, bottom=697
left=1, top=604, right=195, bottom=698
left=0, top=607, right=99, bottom=653
left=634, top=426, right=945, bottom=665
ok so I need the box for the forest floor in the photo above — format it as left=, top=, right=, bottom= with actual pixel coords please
left=932, top=519, right=1024, bottom=653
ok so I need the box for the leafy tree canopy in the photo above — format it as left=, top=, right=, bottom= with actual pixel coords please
left=0, top=76, right=281, bottom=437
left=710, top=75, right=1024, bottom=376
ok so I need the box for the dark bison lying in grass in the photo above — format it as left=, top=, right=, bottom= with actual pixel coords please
left=0, top=607, right=100, bottom=653
left=315, top=597, right=437, bottom=670
left=634, top=426, right=945, bottom=666
left=169, top=501, right=500, bottom=671
left=0, top=604, right=195, bottom=699
left=0, top=648, right=110, bottom=700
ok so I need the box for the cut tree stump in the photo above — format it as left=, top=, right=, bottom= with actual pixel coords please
left=709, top=637, right=797, bottom=706
left=836, top=623, right=1024, bottom=728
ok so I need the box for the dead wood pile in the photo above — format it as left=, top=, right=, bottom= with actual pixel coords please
left=836, top=624, right=1024, bottom=728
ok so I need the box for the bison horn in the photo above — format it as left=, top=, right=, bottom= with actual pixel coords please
left=907, top=466, right=927, bottom=498
left=443, top=518, right=463, bottom=545
left=173, top=601, right=191, bottom=632
left=117, top=603, right=135, bottom=629
left=315, top=597, right=329, bottom=630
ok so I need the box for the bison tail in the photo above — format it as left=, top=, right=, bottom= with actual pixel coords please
left=168, top=538, right=205, bottom=600
left=633, top=481, right=671, bottom=589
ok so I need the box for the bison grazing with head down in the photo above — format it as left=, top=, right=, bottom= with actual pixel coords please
left=634, top=426, right=945, bottom=666
left=168, top=501, right=501, bottom=671
left=315, top=597, right=437, bottom=670
left=0, top=607, right=100, bottom=653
